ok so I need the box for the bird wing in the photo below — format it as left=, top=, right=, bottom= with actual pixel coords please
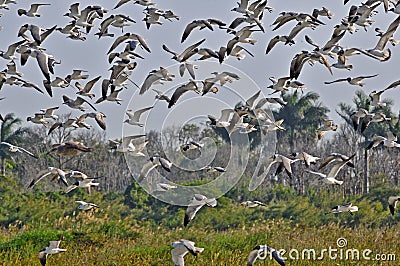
left=169, top=84, right=191, bottom=108
left=64, top=184, right=78, bottom=193
left=181, top=21, right=199, bottom=43
left=83, top=76, right=101, bottom=92
left=327, top=154, right=355, bottom=178
left=138, top=161, right=158, bottom=182
left=107, top=33, right=129, bottom=54
left=324, top=78, right=347, bottom=84
left=184, top=204, right=203, bottom=226
left=132, top=106, right=153, bottom=121
left=180, top=38, right=206, bottom=60
left=139, top=71, right=161, bottom=95
left=28, top=171, right=52, bottom=188
left=48, top=240, right=61, bottom=249
left=76, top=96, right=97, bottom=111
left=245, top=90, right=261, bottom=108
left=18, top=146, right=38, bottom=158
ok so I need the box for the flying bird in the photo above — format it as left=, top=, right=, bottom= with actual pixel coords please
left=324, top=74, right=378, bottom=87
left=171, top=239, right=204, bottom=266
left=184, top=194, right=217, bottom=226
left=0, top=141, right=37, bottom=158
left=38, top=240, right=66, bottom=266
left=75, top=200, right=99, bottom=211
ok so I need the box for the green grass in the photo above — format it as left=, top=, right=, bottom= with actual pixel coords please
left=0, top=178, right=399, bottom=265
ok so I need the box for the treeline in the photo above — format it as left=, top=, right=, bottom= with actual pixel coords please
left=0, top=90, right=399, bottom=197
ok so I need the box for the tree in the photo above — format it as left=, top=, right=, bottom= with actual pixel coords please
left=0, top=113, right=29, bottom=175
left=273, top=90, right=329, bottom=152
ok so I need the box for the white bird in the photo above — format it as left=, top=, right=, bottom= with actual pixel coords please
left=162, top=39, right=205, bottom=78
left=0, top=40, right=25, bottom=60
left=168, top=80, right=201, bottom=108
left=324, top=74, right=378, bottom=87
left=388, top=196, right=400, bottom=215
left=0, top=141, right=37, bottom=158
left=75, top=200, right=99, bottom=211
left=326, top=202, right=359, bottom=214
left=18, top=3, right=50, bottom=17
left=124, top=106, right=153, bottom=127
left=240, top=200, right=265, bottom=207
left=26, top=113, right=50, bottom=126
left=38, top=240, right=66, bottom=266
left=366, top=132, right=400, bottom=150
left=266, top=154, right=300, bottom=179
left=64, top=176, right=100, bottom=194
left=317, top=120, right=338, bottom=140
left=248, top=245, right=285, bottom=266
left=306, top=154, right=355, bottom=185
left=40, top=106, right=60, bottom=120
left=3, top=60, right=23, bottom=77
left=154, top=183, right=177, bottom=192
left=184, top=194, right=217, bottom=226
left=62, top=95, right=97, bottom=112
left=139, top=67, right=175, bottom=95
left=171, top=239, right=204, bottom=266
left=28, top=167, right=71, bottom=188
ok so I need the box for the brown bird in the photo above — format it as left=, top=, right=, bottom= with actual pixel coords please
left=48, top=141, right=92, bottom=156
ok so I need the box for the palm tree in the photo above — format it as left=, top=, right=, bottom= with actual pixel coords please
left=0, top=113, right=29, bottom=175
left=273, top=90, right=329, bottom=152
left=336, top=90, right=393, bottom=139
left=336, top=90, right=394, bottom=194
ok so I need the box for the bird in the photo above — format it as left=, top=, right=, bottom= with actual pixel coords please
left=181, top=19, right=225, bottom=43
left=171, top=239, right=204, bottom=266
left=162, top=38, right=206, bottom=78
left=388, top=196, right=400, bottom=215
left=38, top=240, right=66, bottom=266
left=184, top=194, right=217, bottom=226
left=306, top=154, right=355, bottom=185
left=208, top=109, right=235, bottom=128
left=139, top=67, right=175, bottom=95
left=181, top=140, right=203, bottom=151
left=124, top=106, right=153, bottom=127
left=264, top=154, right=300, bottom=179
left=0, top=141, right=37, bottom=158
left=28, top=167, right=71, bottom=189
left=366, top=132, right=400, bottom=150
left=26, top=113, right=50, bottom=126
left=48, top=141, right=92, bottom=156
left=64, top=175, right=100, bottom=194
left=0, top=40, right=25, bottom=60
left=75, top=200, right=99, bottom=211
left=248, top=245, right=285, bottom=266
left=240, top=200, right=265, bottom=207
left=62, top=95, right=97, bottom=111
left=149, top=156, right=172, bottom=172
left=324, top=74, right=378, bottom=87
left=168, top=80, right=200, bottom=108
left=17, top=3, right=50, bottom=17
left=108, top=134, right=146, bottom=152
left=205, top=166, right=226, bottom=173
left=326, top=202, right=359, bottom=215
left=3, top=60, right=23, bottom=77
left=265, top=35, right=294, bottom=54
left=318, top=153, right=355, bottom=170
left=154, top=183, right=177, bottom=192
left=290, top=152, right=320, bottom=168
left=75, top=75, right=101, bottom=99
left=317, top=120, right=338, bottom=140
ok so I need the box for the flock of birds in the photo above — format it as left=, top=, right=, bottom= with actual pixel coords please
left=1, top=0, right=400, bottom=265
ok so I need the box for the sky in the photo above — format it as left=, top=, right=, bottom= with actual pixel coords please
left=1, top=0, right=400, bottom=140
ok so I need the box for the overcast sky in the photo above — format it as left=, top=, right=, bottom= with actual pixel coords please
left=0, top=0, right=399, bottom=140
